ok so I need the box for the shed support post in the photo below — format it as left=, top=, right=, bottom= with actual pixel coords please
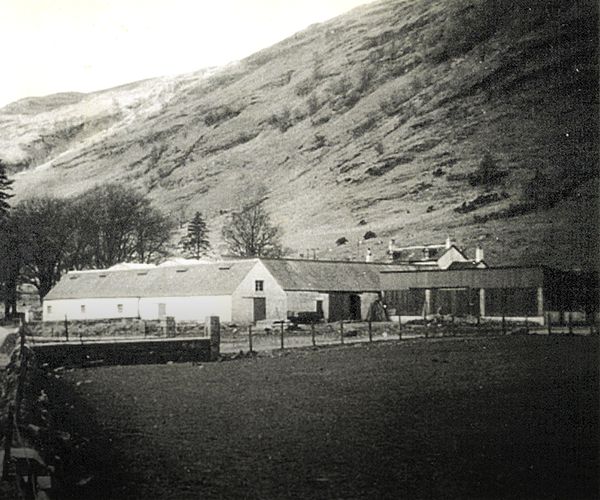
left=424, top=289, right=432, bottom=320
left=479, top=289, right=486, bottom=319
left=205, top=316, right=220, bottom=361
left=537, top=287, right=544, bottom=319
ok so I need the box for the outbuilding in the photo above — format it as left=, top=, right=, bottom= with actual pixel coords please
left=380, top=265, right=598, bottom=325
left=43, top=258, right=391, bottom=325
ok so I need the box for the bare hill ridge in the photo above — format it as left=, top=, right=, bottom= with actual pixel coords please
left=1, top=0, right=598, bottom=269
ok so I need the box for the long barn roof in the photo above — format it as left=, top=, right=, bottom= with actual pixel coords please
left=261, top=259, right=401, bottom=292
left=45, top=258, right=409, bottom=301
left=44, top=260, right=258, bottom=300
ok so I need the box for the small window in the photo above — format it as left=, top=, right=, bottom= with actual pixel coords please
left=80, top=305, right=86, bottom=313
left=255, top=280, right=264, bottom=292
left=47, top=305, right=52, bottom=314
left=117, top=304, right=123, bottom=313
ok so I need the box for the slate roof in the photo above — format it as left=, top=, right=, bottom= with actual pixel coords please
left=447, top=261, right=487, bottom=270
left=45, top=260, right=258, bottom=300
left=261, top=259, right=401, bottom=292
left=390, top=245, right=446, bottom=263
left=45, top=258, right=408, bottom=301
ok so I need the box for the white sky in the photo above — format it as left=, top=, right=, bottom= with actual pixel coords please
left=0, top=0, right=374, bottom=107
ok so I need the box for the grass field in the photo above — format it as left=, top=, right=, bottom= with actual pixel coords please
left=46, top=335, right=598, bottom=499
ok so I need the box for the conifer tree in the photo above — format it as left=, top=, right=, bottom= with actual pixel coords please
left=181, top=211, right=210, bottom=259
left=0, top=160, right=13, bottom=219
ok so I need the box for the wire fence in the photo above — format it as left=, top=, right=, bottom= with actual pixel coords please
left=219, top=316, right=598, bottom=354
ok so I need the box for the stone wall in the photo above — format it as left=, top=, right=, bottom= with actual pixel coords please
left=25, top=318, right=210, bottom=339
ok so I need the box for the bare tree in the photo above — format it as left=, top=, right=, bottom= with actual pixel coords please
left=13, top=196, right=74, bottom=300
left=222, top=201, right=283, bottom=257
left=69, top=184, right=175, bottom=269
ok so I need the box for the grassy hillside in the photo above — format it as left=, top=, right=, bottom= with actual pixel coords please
left=1, top=0, right=598, bottom=269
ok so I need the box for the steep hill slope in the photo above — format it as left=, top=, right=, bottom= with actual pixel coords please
left=1, top=0, right=598, bottom=269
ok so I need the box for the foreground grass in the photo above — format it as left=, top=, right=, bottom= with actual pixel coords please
left=47, top=336, right=598, bottom=499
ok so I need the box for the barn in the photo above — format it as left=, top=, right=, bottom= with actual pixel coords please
left=380, top=265, right=598, bottom=324
left=43, top=258, right=391, bottom=325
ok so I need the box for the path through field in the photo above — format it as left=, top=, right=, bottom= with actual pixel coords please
left=48, top=336, right=598, bottom=499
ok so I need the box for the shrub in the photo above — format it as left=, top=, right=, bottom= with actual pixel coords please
left=468, top=153, right=507, bottom=187
left=306, top=93, right=320, bottom=115
left=311, top=134, right=327, bottom=150
left=295, top=79, right=315, bottom=97
left=268, top=109, right=293, bottom=133
left=204, top=106, right=240, bottom=127
left=352, top=114, right=379, bottom=138
left=336, top=237, right=349, bottom=246
left=363, top=231, right=377, bottom=240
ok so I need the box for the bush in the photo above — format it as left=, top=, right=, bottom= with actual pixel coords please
left=336, top=237, right=349, bottom=246
left=468, top=153, right=507, bottom=187
left=363, top=231, right=377, bottom=240
left=268, top=109, right=293, bottom=133
left=306, top=93, right=320, bottom=115
left=204, top=106, right=240, bottom=127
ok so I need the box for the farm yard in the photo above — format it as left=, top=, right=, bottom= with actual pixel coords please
left=41, top=335, right=598, bottom=499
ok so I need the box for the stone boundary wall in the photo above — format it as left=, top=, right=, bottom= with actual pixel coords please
left=25, top=318, right=212, bottom=339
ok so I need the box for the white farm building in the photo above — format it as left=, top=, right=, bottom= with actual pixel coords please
left=43, top=258, right=390, bottom=324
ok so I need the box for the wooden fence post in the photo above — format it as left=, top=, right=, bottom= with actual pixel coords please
left=501, top=289, right=507, bottom=335
left=547, top=312, right=552, bottom=335
left=14, top=327, right=27, bottom=425
left=64, top=315, right=69, bottom=342
left=368, top=319, right=372, bottom=343
left=311, top=323, right=316, bottom=347
left=568, top=311, right=573, bottom=335
left=248, top=325, right=253, bottom=353
left=524, top=311, right=529, bottom=335
left=2, top=404, right=14, bottom=480
left=340, top=320, right=344, bottom=344
left=398, top=311, right=402, bottom=340
left=205, top=316, right=220, bottom=361
left=280, top=321, right=285, bottom=350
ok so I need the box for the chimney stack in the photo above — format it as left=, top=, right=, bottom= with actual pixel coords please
left=388, top=239, right=395, bottom=253
left=475, top=245, right=484, bottom=263
left=366, top=247, right=372, bottom=263
left=445, top=236, right=452, bottom=249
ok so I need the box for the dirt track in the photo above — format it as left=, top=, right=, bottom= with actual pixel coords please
left=46, top=335, right=598, bottom=499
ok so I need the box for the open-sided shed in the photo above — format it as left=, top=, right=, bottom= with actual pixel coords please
left=380, top=266, right=598, bottom=324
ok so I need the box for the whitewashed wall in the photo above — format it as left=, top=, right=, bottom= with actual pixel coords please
left=286, top=291, right=330, bottom=319
left=43, top=297, right=140, bottom=322
left=231, top=261, right=287, bottom=323
left=437, top=247, right=468, bottom=269
left=43, top=295, right=232, bottom=322
left=139, top=296, right=232, bottom=322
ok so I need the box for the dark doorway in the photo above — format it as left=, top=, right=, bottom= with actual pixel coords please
left=316, top=300, right=324, bottom=319
left=253, top=298, right=266, bottom=322
left=349, top=294, right=361, bottom=320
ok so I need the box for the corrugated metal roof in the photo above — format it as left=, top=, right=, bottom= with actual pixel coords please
left=45, top=260, right=259, bottom=300
left=261, top=259, right=402, bottom=292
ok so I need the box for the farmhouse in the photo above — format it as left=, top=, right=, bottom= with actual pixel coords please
left=387, top=237, right=487, bottom=269
left=43, top=258, right=391, bottom=324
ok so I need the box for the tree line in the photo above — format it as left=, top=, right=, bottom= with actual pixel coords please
left=0, top=161, right=284, bottom=318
